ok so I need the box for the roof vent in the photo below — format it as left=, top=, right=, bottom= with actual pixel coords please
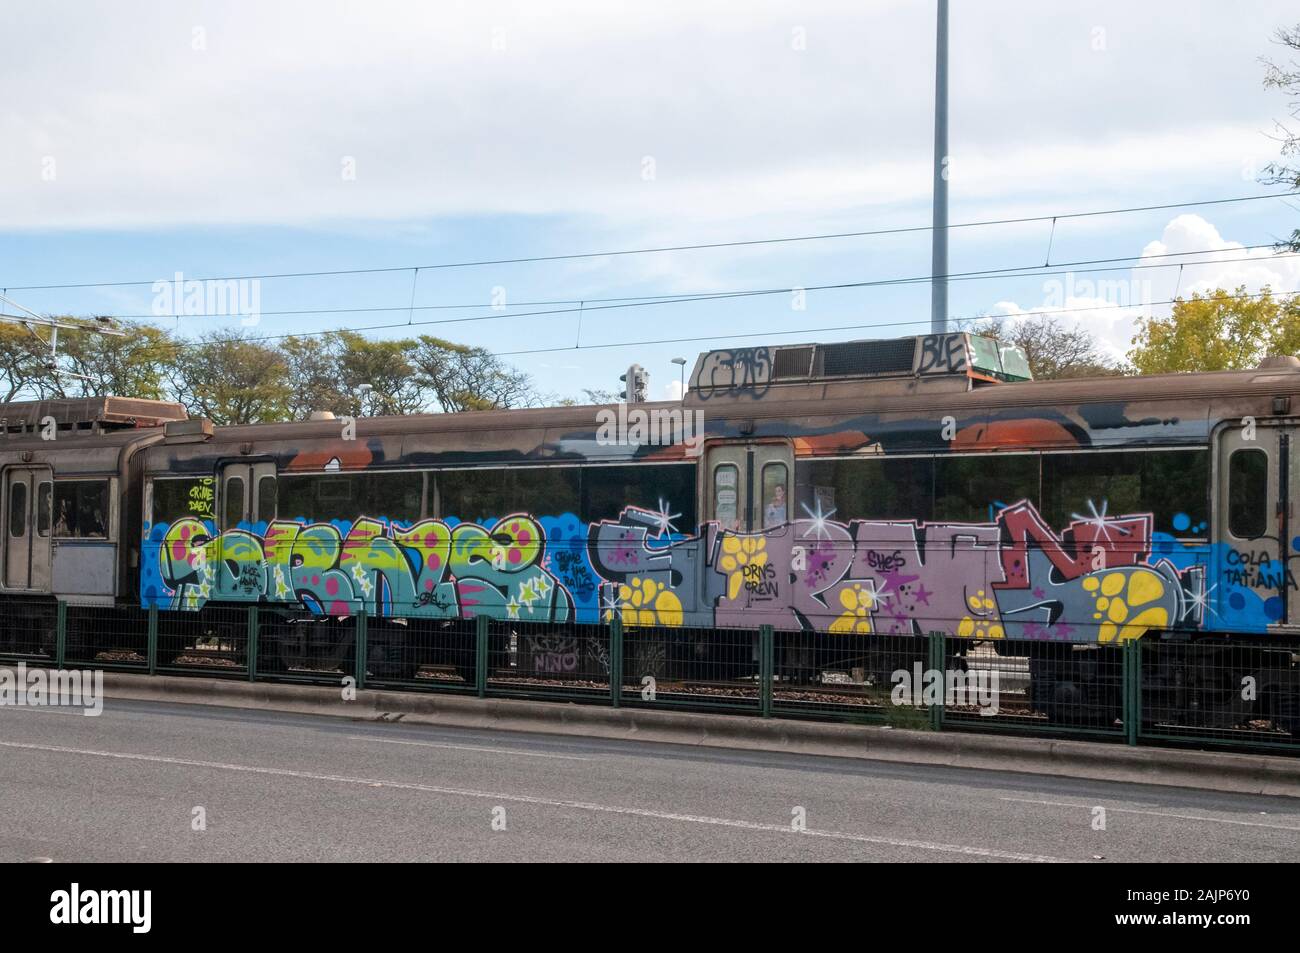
left=308, top=411, right=338, bottom=421
left=772, top=346, right=814, bottom=380
left=820, top=339, right=916, bottom=376
left=1258, top=355, right=1300, bottom=371
left=164, top=418, right=214, bottom=443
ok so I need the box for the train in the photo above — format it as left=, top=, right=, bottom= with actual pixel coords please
left=0, top=330, right=1297, bottom=729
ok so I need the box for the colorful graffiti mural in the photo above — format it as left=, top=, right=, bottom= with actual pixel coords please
left=587, top=499, right=1206, bottom=642
left=141, top=496, right=1243, bottom=644
left=147, top=515, right=572, bottom=622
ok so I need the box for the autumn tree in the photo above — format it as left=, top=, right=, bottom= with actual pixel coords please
left=0, top=314, right=541, bottom=421
left=0, top=323, right=60, bottom=400
left=1126, top=286, right=1300, bottom=374
left=281, top=334, right=353, bottom=420
left=51, top=321, right=173, bottom=400
left=163, top=329, right=293, bottom=424
left=410, top=335, right=536, bottom=412
left=329, top=331, right=426, bottom=417
left=965, top=315, right=1118, bottom=380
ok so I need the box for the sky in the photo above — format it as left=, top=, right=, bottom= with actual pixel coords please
left=1, top=0, right=1298, bottom=403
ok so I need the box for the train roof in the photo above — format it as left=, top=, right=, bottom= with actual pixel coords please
left=12, top=335, right=1300, bottom=466
left=0, top=396, right=186, bottom=438
left=176, top=351, right=1300, bottom=446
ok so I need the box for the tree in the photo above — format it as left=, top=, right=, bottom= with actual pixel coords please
left=410, top=336, right=536, bottom=412
left=1126, top=286, right=1300, bottom=374
left=163, top=329, right=293, bottom=424
left=51, top=322, right=172, bottom=400
left=1262, top=23, right=1300, bottom=250
left=965, top=315, right=1118, bottom=380
left=281, top=335, right=352, bottom=420
left=0, top=323, right=60, bottom=401
left=330, top=331, right=426, bottom=416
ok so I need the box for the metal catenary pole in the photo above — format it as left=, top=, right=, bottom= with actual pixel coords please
left=930, top=0, right=950, bottom=335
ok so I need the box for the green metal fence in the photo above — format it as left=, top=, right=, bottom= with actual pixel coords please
left=3, top=602, right=1298, bottom=757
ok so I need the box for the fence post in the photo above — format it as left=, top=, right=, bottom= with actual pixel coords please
left=475, top=615, right=489, bottom=698
left=759, top=625, right=774, bottom=718
left=56, top=600, right=67, bottom=669
left=609, top=616, right=623, bottom=708
left=1123, top=638, right=1140, bottom=746
left=928, top=631, right=945, bottom=732
left=355, top=606, right=367, bottom=691
left=146, top=605, right=157, bottom=675
left=246, top=604, right=258, bottom=682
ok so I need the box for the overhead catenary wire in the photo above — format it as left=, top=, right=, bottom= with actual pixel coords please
left=63, top=241, right=1299, bottom=326
left=2, top=190, right=1295, bottom=292
left=489, top=286, right=1300, bottom=360
left=85, top=274, right=1300, bottom=365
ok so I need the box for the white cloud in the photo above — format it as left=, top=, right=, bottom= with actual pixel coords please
left=992, top=215, right=1300, bottom=363
left=0, top=0, right=1293, bottom=233
left=1138, top=214, right=1300, bottom=301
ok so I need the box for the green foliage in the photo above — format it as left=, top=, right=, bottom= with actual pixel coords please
left=964, top=315, right=1119, bottom=381
left=164, top=329, right=293, bottom=424
left=0, top=319, right=539, bottom=423
left=54, top=323, right=172, bottom=400
left=1127, top=286, right=1300, bottom=374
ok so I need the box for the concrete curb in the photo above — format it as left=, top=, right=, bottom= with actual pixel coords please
left=93, top=671, right=1300, bottom=798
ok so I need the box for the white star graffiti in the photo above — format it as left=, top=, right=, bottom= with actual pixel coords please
left=799, top=499, right=838, bottom=541
left=1186, top=580, right=1219, bottom=621
left=1070, top=498, right=1132, bottom=546
left=600, top=591, right=622, bottom=622
left=860, top=577, right=892, bottom=607
left=650, top=498, right=681, bottom=538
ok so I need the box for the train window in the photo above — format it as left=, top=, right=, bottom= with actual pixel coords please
left=37, top=482, right=51, bottom=537
left=276, top=477, right=312, bottom=521
left=583, top=464, right=696, bottom=526
left=152, top=477, right=216, bottom=525
left=796, top=457, right=934, bottom=522
left=435, top=469, right=513, bottom=523
left=256, top=476, right=277, bottom=523
left=511, top=467, right=581, bottom=516
left=223, top=476, right=245, bottom=528
left=933, top=454, right=1039, bottom=522
left=761, top=462, right=788, bottom=528
left=53, top=480, right=109, bottom=539
left=278, top=472, right=422, bottom=525
left=1228, top=448, right=1268, bottom=538
left=9, top=482, right=25, bottom=538
left=1041, top=450, right=1209, bottom=537
left=712, top=464, right=739, bottom=526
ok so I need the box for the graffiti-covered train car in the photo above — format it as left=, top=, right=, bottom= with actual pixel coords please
left=2, top=332, right=1300, bottom=719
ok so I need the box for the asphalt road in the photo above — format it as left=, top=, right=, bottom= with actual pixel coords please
left=1, top=699, right=1298, bottom=862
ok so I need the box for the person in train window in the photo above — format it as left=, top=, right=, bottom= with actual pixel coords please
left=54, top=498, right=74, bottom=537
left=764, top=483, right=787, bottom=528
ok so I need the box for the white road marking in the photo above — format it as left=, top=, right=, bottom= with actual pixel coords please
left=0, top=739, right=1069, bottom=861
left=343, top=735, right=594, bottom=761
left=1000, top=797, right=1300, bottom=832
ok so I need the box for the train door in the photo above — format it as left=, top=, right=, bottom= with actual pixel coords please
left=219, top=462, right=277, bottom=529
left=1215, top=421, right=1291, bottom=629
left=703, top=441, right=793, bottom=533
left=214, top=462, right=276, bottom=601
left=4, top=466, right=53, bottom=590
